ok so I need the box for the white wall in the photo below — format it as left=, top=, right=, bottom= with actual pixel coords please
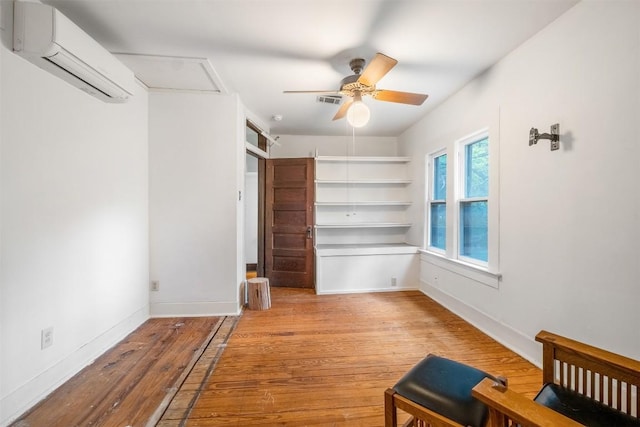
left=0, top=17, right=149, bottom=426
left=401, top=0, right=640, bottom=363
left=0, top=7, right=5, bottom=423
left=271, top=134, right=398, bottom=158
left=0, top=6, right=4, bottom=425
left=148, top=91, right=244, bottom=316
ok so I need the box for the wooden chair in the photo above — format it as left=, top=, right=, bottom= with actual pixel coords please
left=472, top=330, right=640, bottom=427
left=385, top=331, right=640, bottom=427
left=385, top=354, right=505, bottom=427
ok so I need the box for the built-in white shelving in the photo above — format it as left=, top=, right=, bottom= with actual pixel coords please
left=315, top=155, right=414, bottom=239
left=314, top=155, right=420, bottom=293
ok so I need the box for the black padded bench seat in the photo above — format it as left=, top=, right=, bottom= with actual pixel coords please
left=392, top=354, right=500, bottom=427
left=535, top=383, right=640, bottom=427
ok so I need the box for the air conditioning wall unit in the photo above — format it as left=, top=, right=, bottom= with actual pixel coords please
left=13, top=2, right=136, bottom=103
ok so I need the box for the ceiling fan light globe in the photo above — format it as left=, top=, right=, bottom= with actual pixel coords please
left=347, top=101, right=370, bottom=128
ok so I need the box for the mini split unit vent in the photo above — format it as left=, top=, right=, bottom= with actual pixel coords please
left=13, top=2, right=136, bottom=103
left=316, top=95, right=342, bottom=105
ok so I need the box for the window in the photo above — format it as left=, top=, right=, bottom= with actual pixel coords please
left=458, top=136, right=488, bottom=264
left=427, top=152, right=447, bottom=252
left=425, top=130, right=495, bottom=273
left=246, top=121, right=267, bottom=151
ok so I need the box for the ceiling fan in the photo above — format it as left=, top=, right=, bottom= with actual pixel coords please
left=284, top=52, right=428, bottom=126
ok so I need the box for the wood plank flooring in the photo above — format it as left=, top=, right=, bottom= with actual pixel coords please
left=13, top=288, right=542, bottom=427
left=177, top=288, right=541, bottom=426
left=157, top=316, right=240, bottom=425
left=12, top=316, right=224, bottom=427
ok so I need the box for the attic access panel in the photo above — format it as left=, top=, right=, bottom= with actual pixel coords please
left=114, top=54, right=227, bottom=93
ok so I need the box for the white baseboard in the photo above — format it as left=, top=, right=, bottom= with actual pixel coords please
left=1, top=306, right=149, bottom=427
left=420, top=281, right=542, bottom=368
left=150, top=300, right=240, bottom=317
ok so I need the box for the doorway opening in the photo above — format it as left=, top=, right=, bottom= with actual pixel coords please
left=245, top=121, right=267, bottom=281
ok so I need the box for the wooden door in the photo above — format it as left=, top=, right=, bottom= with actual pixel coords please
left=265, top=158, right=314, bottom=288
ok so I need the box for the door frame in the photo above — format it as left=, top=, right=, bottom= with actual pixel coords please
left=245, top=121, right=268, bottom=277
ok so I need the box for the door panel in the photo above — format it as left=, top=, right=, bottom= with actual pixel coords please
left=265, top=158, right=314, bottom=288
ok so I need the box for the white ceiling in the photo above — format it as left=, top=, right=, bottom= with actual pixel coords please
left=44, top=0, right=579, bottom=137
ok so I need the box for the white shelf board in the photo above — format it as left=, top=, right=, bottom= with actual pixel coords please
left=315, top=223, right=412, bottom=229
left=316, top=156, right=411, bottom=163
left=315, top=201, right=412, bottom=206
left=315, top=179, right=411, bottom=184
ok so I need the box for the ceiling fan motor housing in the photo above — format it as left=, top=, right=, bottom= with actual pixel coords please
left=340, top=73, right=376, bottom=97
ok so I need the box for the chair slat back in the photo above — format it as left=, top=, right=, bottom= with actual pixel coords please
left=537, top=331, right=640, bottom=417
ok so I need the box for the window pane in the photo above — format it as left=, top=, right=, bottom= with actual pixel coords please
left=465, top=138, right=488, bottom=198
left=246, top=126, right=259, bottom=147
left=433, top=154, right=447, bottom=200
left=460, top=201, right=487, bottom=261
left=430, top=203, right=446, bottom=250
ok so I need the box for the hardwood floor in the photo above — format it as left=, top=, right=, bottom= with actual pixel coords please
left=177, top=288, right=542, bottom=426
left=12, top=316, right=224, bottom=427
left=13, top=288, right=542, bottom=426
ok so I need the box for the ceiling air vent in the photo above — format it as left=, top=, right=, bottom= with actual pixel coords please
left=316, top=95, right=342, bottom=105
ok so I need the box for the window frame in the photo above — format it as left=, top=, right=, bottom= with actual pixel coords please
left=423, top=127, right=500, bottom=285
left=426, top=149, right=447, bottom=254
left=455, top=131, right=489, bottom=267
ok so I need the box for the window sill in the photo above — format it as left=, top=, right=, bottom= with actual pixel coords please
left=419, top=249, right=502, bottom=289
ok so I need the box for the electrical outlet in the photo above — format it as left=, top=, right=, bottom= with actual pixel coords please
left=391, top=277, right=397, bottom=287
left=41, top=327, right=53, bottom=349
left=150, top=281, right=159, bottom=292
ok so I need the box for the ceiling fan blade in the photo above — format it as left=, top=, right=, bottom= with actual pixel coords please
left=374, top=89, right=428, bottom=105
left=332, top=99, right=353, bottom=121
left=358, top=53, right=398, bottom=87
left=283, top=90, right=340, bottom=94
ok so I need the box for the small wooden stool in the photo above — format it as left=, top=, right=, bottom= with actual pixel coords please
left=247, top=277, right=271, bottom=310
